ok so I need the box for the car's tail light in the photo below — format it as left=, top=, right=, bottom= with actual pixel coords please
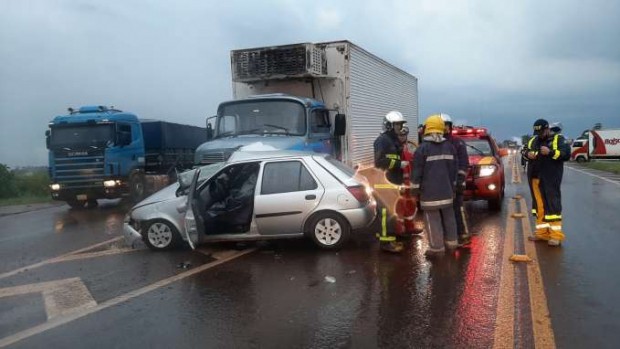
left=347, top=185, right=370, bottom=203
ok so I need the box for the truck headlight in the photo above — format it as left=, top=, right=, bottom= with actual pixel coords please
left=104, top=180, right=121, bottom=188
left=50, top=183, right=60, bottom=191
left=479, top=165, right=496, bottom=177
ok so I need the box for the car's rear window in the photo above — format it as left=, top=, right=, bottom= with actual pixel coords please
left=324, top=156, right=356, bottom=177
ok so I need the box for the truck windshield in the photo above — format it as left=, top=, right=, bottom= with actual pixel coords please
left=50, top=124, right=115, bottom=149
left=217, top=100, right=306, bottom=137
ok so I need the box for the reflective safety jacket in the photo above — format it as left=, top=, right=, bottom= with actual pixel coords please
left=374, top=131, right=404, bottom=185
left=526, top=133, right=570, bottom=180
left=411, top=135, right=457, bottom=210
left=446, top=134, right=469, bottom=181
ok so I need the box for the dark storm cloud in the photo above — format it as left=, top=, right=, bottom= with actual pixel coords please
left=1, top=0, right=619, bottom=166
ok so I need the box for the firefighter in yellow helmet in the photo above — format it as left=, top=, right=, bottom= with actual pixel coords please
left=526, top=119, right=570, bottom=246
left=411, top=114, right=458, bottom=256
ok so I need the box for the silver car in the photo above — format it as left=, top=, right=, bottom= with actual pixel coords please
left=124, top=150, right=377, bottom=251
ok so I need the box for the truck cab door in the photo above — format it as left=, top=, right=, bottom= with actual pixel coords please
left=183, top=168, right=202, bottom=249
left=307, top=109, right=333, bottom=154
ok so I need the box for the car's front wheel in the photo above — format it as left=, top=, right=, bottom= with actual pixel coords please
left=306, top=212, right=350, bottom=250
left=142, top=220, right=182, bottom=251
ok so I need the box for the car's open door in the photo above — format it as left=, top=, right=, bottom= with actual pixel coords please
left=183, top=168, right=202, bottom=249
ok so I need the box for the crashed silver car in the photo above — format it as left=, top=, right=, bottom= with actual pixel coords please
left=124, top=150, right=377, bottom=251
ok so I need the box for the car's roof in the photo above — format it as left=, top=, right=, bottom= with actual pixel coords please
left=227, top=150, right=327, bottom=163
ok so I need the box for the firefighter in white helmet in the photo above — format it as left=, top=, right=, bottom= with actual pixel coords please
left=373, top=110, right=408, bottom=253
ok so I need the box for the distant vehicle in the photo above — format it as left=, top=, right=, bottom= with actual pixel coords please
left=195, top=40, right=418, bottom=169
left=46, top=106, right=205, bottom=208
left=124, top=150, right=377, bottom=251
left=452, top=126, right=509, bottom=210
left=570, top=129, right=620, bottom=162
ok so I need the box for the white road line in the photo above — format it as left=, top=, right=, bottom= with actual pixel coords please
left=0, top=236, right=124, bottom=281
left=0, top=277, right=96, bottom=321
left=566, top=166, right=620, bottom=187
left=0, top=247, right=257, bottom=348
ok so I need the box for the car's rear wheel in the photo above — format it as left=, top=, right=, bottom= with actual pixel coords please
left=143, top=219, right=182, bottom=251
left=306, top=212, right=350, bottom=250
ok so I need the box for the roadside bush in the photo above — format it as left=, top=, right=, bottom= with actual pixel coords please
left=0, top=164, right=50, bottom=198
left=0, top=164, right=18, bottom=198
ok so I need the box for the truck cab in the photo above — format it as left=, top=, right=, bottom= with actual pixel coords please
left=195, top=94, right=344, bottom=165
left=46, top=106, right=145, bottom=208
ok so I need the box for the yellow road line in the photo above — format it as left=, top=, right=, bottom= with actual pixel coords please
left=519, top=198, right=556, bottom=349
left=0, top=236, right=124, bottom=281
left=0, top=247, right=257, bottom=348
left=493, top=199, right=516, bottom=349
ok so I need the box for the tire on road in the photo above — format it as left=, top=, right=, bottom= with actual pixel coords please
left=142, top=219, right=182, bottom=251
left=305, top=211, right=350, bottom=250
left=67, top=200, right=87, bottom=209
left=129, top=173, right=146, bottom=203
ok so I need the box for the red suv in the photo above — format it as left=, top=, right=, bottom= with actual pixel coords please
left=452, top=126, right=508, bottom=210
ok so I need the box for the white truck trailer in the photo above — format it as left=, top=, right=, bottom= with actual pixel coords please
left=195, top=40, right=418, bottom=169
left=571, top=128, right=620, bottom=162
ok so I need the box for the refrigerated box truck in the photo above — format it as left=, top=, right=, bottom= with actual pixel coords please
left=194, top=40, right=418, bottom=169
left=570, top=128, right=620, bottom=162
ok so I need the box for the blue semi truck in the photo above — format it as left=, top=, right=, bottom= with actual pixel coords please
left=46, top=106, right=205, bottom=208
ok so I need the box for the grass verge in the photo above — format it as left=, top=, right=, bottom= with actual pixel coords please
left=0, top=195, right=53, bottom=207
left=579, top=161, right=620, bottom=174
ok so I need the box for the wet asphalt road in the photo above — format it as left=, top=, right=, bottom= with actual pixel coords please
left=1, top=157, right=619, bottom=348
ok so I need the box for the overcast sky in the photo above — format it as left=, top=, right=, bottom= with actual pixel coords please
left=1, top=0, right=619, bottom=167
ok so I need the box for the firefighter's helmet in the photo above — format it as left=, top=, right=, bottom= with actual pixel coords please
left=424, top=114, right=445, bottom=135
left=439, top=113, right=453, bottom=133
left=383, top=111, right=406, bottom=131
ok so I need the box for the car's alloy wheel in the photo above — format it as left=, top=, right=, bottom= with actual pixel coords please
left=143, top=220, right=180, bottom=251
left=308, top=212, right=350, bottom=249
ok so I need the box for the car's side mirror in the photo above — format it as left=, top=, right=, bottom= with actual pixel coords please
left=333, top=114, right=346, bottom=137
left=206, top=124, right=213, bottom=141
left=498, top=148, right=509, bottom=157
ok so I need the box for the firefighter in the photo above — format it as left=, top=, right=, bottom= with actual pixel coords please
left=440, top=113, right=471, bottom=246
left=411, top=114, right=458, bottom=256
left=394, top=125, right=422, bottom=237
left=373, top=110, right=408, bottom=253
left=525, top=119, right=570, bottom=246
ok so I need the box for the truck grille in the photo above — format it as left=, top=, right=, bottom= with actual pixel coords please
left=231, top=43, right=326, bottom=82
left=52, top=151, right=105, bottom=189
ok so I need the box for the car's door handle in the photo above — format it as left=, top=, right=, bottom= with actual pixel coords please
left=305, top=194, right=316, bottom=200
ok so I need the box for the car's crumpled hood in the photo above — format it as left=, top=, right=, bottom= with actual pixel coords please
left=132, top=182, right=182, bottom=210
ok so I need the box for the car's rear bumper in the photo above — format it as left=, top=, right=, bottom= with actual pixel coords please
left=340, top=198, right=377, bottom=230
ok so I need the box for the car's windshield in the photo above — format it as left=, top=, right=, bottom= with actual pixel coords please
left=464, top=139, right=493, bottom=156
left=50, top=124, right=115, bottom=149
left=178, top=163, right=226, bottom=190
left=216, top=100, right=306, bottom=137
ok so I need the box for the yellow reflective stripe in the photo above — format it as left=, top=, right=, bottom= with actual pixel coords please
left=386, top=154, right=400, bottom=160
left=531, top=209, right=537, bottom=214
left=544, top=214, right=562, bottom=221
left=374, top=183, right=399, bottom=189
left=528, top=136, right=537, bottom=148
left=550, top=225, right=563, bottom=231
left=536, top=223, right=551, bottom=229
left=552, top=150, right=561, bottom=160
left=378, top=236, right=396, bottom=241
left=552, top=134, right=559, bottom=149
left=388, top=159, right=397, bottom=169
left=381, top=208, right=387, bottom=237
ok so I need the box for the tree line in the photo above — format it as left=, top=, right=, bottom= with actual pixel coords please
left=0, top=164, right=50, bottom=199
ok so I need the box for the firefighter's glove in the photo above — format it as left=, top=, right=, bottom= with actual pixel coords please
left=400, top=161, right=409, bottom=169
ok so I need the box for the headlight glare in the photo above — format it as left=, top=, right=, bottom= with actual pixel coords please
left=479, top=165, right=496, bottom=177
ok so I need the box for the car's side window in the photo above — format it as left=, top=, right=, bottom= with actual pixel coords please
left=261, top=161, right=318, bottom=195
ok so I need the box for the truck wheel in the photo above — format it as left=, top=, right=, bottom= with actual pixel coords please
left=576, top=156, right=586, bottom=163
left=305, top=212, right=350, bottom=250
left=67, top=200, right=87, bottom=209
left=142, top=220, right=181, bottom=251
left=87, top=199, right=98, bottom=209
left=130, top=174, right=146, bottom=203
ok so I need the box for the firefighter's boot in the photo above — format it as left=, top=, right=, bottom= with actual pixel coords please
left=547, top=221, right=565, bottom=247
left=381, top=241, right=404, bottom=253
left=458, top=234, right=472, bottom=247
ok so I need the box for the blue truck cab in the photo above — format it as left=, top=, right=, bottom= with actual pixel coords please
left=46, top=106, right=204, bottom=208
left=195, top=94, right=345, bottom=165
